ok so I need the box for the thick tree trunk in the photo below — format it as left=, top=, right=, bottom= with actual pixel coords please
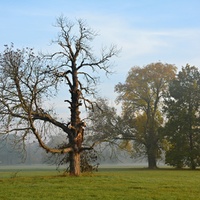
left=147, top=144, right=157, bottom=169
left=147, top=153, right=157, bottom=169
left=69, top=151, right=81, bottom=176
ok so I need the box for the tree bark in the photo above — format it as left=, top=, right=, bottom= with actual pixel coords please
left=147, top=154, right=157, bottom=169
left=69, top=151, right=81, bottom=176
left=147, top=144, right=157, bottom=169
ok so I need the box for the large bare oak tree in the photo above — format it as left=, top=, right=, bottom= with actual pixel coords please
left=0, top=17, right=118, bottom=176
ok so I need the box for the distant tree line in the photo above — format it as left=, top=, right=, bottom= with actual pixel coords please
left=0, top=133, right=134, bottom=167
left=0, top=134, right=45, bottom=165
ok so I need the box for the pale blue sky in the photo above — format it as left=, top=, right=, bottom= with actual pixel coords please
left=1, top=0, right=200, bottom=108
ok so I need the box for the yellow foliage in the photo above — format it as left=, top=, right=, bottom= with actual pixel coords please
left=119, top=140, right=133, bottom=152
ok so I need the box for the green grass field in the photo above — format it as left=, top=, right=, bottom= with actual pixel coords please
left=0, top=166, right=200, bottom=200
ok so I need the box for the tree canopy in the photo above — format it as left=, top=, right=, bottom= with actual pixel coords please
left=115, top=62, right=176, bottom=168
left=163, top=64, right=200, bottom=169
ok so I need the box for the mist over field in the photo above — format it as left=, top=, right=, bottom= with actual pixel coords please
left=0, top=138, right=151, bottom=168
left=0, top=147, right=146, bottom=167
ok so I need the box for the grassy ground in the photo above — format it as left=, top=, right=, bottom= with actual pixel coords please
left=0, top=166, right=200, bottom=200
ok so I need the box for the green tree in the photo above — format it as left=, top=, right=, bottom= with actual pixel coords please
left=163, top=64, right=200, bottom=169
left=115, top=62, right=176, bottom=168
left=0, top=17, right=118, bottom=176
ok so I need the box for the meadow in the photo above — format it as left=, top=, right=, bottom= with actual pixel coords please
left=0, top=166, right=200, bottom=200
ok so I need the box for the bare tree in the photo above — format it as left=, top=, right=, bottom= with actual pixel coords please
left=0, top=17, right=119, bottom=176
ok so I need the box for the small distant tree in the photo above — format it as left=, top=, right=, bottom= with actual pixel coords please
left=115, top=63, right=176, bottom=169
left=0, top=16, right=118, bottom=176
left=87, top=98, right=123, bottom=142
left=86, top=98, right=135, bottom=161
left=163, top=64, right=200, bottom=169
left=87, top=98, right=135, bottom=148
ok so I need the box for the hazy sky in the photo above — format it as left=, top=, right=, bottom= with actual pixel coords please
left=1, top=0, right=200, bottom=109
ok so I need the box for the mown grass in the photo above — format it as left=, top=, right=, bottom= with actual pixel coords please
left=0, top=167, right=200, bottom=200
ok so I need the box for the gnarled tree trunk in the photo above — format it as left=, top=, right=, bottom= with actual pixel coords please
left=69, top=151, right=81, bottom=176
